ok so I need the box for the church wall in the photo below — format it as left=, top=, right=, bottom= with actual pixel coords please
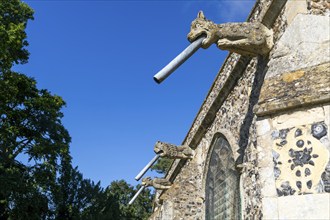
left=149, top=1, right=330, bottom=219
left=151, top=56, right=263, bottom=220
left=255, top=10, right=330, bottom=220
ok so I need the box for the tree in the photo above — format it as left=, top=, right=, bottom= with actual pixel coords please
left=53, top=156, right=106, bottom=219
left=151, top=157, right=173, bottom=174
left=0, top=1, right=73, bottom=218
left=0, top=1, right=155, bottom=218
left=0, top=71, right=72, bottom=218
left=85, top=180, right=153, bottom=220
left=0, top=0, right=34, bottom=72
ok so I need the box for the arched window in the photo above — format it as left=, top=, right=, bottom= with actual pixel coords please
left=205, top=134, right=240, bottom=220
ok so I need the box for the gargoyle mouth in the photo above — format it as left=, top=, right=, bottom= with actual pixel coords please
left=187, top=32, right=206, bottom=43
left=201, top=35, right=216, bottom=49
left=154, top=150, right=164, bottom=156
left=202, top=35, right=212, bottom=47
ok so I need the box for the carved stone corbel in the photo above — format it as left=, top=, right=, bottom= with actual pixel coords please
left=187, top=11, right=274, bottom=56
left=154, top=141, right=195, bottom=159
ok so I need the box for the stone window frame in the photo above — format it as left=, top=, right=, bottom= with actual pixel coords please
left=202, top=130, right=244, bottom=220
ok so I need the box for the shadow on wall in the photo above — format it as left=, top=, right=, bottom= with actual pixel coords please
left=236, top=56, right=269, bottom=166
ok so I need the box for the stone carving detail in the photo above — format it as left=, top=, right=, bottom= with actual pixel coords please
left=307, top=0, right=330, bottom=15
left=272, top=122, right=330, bottom=196
left=154, top=141, right=194, bottom=159
left=142, top=177, right=172, bottom=190
left=187, top=11, right=273, bottom=56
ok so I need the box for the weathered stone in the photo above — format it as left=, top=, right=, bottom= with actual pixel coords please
left=267, top=14, right=330, bottom=78
left=278, top=194, right=330, bottom=219
left=154, top=141, right=195, bottom=159
left=259, top=166, right=278, bottom=197
left=256, top=119, right=271, bottom=136
left=284, top=0, right=308, bottom=25
left=272, top=123, right=330, bottom=195
left=142, top=177, right=172, bottom=190
left=262, top=197, right=279, bottom=220
left=271, top=107, right=325, bottom=130
left=256, top=63, right=330, bottom=116
left=307, top=0, right=330, bottom=15
left=149, top=1, right=330, bottom=220
left=187, top=11, right=273, bottom=56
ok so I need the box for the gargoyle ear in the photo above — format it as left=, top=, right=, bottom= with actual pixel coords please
left=197, top=11, right=205, bottom=19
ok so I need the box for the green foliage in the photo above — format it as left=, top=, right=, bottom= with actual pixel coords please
left=151, top=157, right=173, bottom=174
left=0, top=71, right=71, bottom=162
left=0, top=0, right=34, bottom=71
left=0, top=71, right=72, bottom=218
left=0, top=2, right=71, bottom=217
left=53, top=157, right=106, bottom=219
left=91, top=180, right=153, bottom=220
left=78, top=179, right=153, bottom=220
left=0, top=1, right=155, bottom=219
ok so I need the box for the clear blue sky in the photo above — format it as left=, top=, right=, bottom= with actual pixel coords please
left=16, top=0, right=255, bottom=187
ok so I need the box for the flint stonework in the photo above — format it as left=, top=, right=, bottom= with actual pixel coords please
left=148, top=1, right=330, bottom=219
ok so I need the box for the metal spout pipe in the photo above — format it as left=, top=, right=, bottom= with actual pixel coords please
left=153, top=36, right=206, bottom=84
left=128, top=185, right=146, bottom=205
left=135, top=154, right=160, bottom=181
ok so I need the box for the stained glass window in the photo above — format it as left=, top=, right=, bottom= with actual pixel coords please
left=205, top=135, right=240, bottom=220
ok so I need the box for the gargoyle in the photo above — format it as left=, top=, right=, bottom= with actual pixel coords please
left=187, top=11, right=273, bottom=56
left=154, top=141, right=194, bottom=159
left=142, top=177, right=172, bottom=190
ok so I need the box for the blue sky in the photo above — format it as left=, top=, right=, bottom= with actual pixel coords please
left=16, top=0, right=255, bottom=187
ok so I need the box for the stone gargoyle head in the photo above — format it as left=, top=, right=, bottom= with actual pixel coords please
left=153, top=141, right=194, bottom=159
left=154, top=141, right=166, bottom=156
left=141, top=177, right=153, bottom=187
left=141, top=177, right=172, bottom=190
left=187, top=11, right=218, bottom=49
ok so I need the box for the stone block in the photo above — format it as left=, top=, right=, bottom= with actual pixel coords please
left=284, top=1, right=308, bottom=25
left=257, top=119, right=272, bottom=136
left=262, top=197, right=279, bottom=220
left=278, top=193, right=330, bottom=219
left=256, top=63, right=330, bottom=116
left=257, top=141, right=273, bottom=167
left=267, top=14, right=330, bottom=78
left=259, top=167, right=277, bottom=197
left=272, top=107, right=324, bottom=130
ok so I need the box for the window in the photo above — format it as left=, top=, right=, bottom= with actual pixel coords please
left=205, top=135, right=240, bottom=220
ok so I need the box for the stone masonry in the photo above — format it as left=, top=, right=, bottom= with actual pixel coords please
left=149, top=1, right=330, bottom=219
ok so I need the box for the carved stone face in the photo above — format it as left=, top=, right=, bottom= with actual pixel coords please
left=141, top=177, right=152, bottom=186
left=187, top=11, right=218, bottom=49
left=154, top=141, right=165, bottom=156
